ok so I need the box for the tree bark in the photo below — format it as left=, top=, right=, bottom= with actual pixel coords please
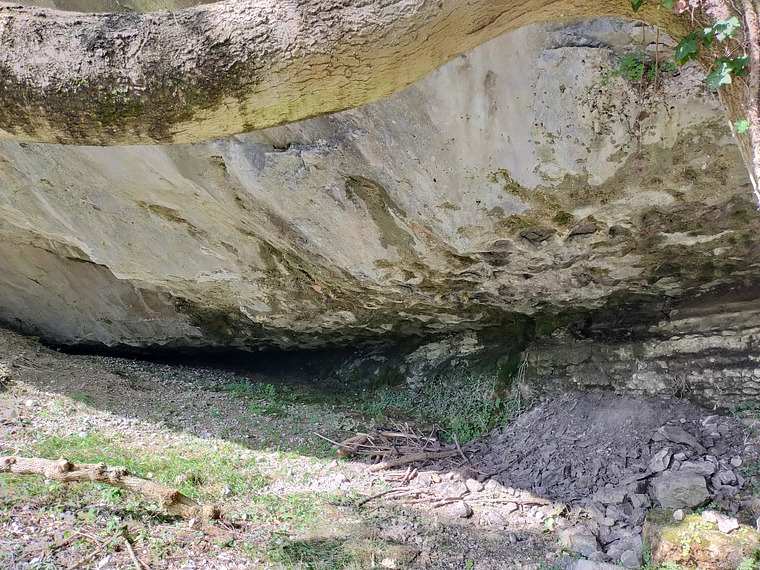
left=0, top=0, right=693, bottom=146
left=0, top=455, right=221, bottom=521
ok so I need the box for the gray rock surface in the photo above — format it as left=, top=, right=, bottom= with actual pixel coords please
left=650, top=471, right=709, bottom=509
left=567, top=560, right=625, bottom=570
left=558, top=524, right=601, bottom=558
left=0, top=18, right=756, bottom=368
left=472, top=392, right=745, bottom=563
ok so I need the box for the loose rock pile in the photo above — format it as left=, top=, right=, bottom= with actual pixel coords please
left=471, top=392, right=747, bottom=567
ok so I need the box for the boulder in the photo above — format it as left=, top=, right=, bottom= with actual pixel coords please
left=558, top=524, right=601, bottom=558
left=0, top=17, right=757, bottom=395
left=644, top=510, right=760, bottom=570
left=650, top=470, right=709, bottom=509
left=566, top=561, right=624, bottom=570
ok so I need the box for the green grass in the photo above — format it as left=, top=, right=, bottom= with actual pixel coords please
left=268, top=537, right=357, bottom=569
left=363, top=371, right=530, bottom=443
left=31, top=432, right=270, bottom=502
left=69, top=393, right=96, bottom=407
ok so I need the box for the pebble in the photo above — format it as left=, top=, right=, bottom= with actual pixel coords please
left=620, top=550, right=640, bottom=568
left=451, top=501, right=473, bottom=518
left=483, top=479, right=504, bottom=493
left=731, top=456, right=743, bottom=467
left=24, top=399, right=35, bottom=407
left=717, top=516, right=740, bottom=534
left=673, top=509, right=684, bottom=521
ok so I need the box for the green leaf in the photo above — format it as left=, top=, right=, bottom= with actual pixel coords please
left=705, top=57, right=748, bottom=90
left=731, top=56, right=750, bottom=76
left=674, top=34, right=699, bottom=64
left=658, top=0, right=674, bottom=8
left=734, top=119, right=750, bottom=134
left=714, top=16, right=741, bottom=42
left=706, top=61, right=734, bottom=90
left=631, top=0, right=644, bottom=12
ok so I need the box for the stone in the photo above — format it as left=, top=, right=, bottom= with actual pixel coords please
left=619, top=550, right=640, bottom=568
left=717, top=515, right=740, bottom=534
left=701, top=510, right=719, bottom=523
left=716, top=470, right=738, bottom=486
left=0, top=14, right=754, bottom=423
left=678, top=460, right=716, bottom=477
left=465, top=478, right=483, bottom=493
left=485, top=511, right=506, bottom=527
left=451, top=501, right=473, bottom=519
left=649, top=448, right=672, bottom=473
left=673, top=509, right=684, bottom=521
left=650, top=471, right=709, bottom=509
left=567, top=561, right=622, bottom=570
left=0, top=408, right=17, bottom=420
left=593, top=485, right=628, bottom=505
left=731, top=456, right=743, bottom=468
left=558, top=524, right=601, bottom=558
left=645, top=510, right=760, bottom=570
left=630, top=494, right=651, bottom=510
left=440, top=481, right=467, bottom=498
left=483, top=479, right=504, bottom=494
left=656, top=426, right=707, bottom=454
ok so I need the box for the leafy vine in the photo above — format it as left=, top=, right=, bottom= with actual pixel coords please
left=630, top=0, right=751, bottom=132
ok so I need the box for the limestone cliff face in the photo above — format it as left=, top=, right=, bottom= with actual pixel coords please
left=0, top=19, right=757, bottom=353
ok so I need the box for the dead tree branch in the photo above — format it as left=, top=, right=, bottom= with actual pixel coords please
left=0, top=455, right=220, bottom=522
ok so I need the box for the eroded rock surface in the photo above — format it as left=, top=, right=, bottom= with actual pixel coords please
left=0, top=18, right=756, bottom=356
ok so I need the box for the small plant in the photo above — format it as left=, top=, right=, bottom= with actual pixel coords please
left=612, top=51, right=676, bottom=83
left=365, top=370, right=531, bottom=443
left=70, top=393, right=95, bottom=407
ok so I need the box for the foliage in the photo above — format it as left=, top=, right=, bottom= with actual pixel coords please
left=224, top=379, right=298, bottom=418
left=267, top=537, right=356, bottom=569
left=612, top=51, right=676, bottom=83
left=706, top=56, right=750, bottom=90
left=628, top=2, right=749, bottom=92
left=670, top=16, right=747, bottom=91
left=364, top=371, right=530, bottom=443
left=735, top=119, right=751, bottom=134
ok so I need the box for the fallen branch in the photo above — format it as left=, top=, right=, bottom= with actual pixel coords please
left=357, top=486, right=413, bottom=507
left=366, top=450, right=460, bottom=472
left=0, top=456, right=220, bottom=522
left=120, top=529, right=149, bottom=570
left=66, top=531, right=116, bottom=570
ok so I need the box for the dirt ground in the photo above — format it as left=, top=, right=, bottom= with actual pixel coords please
left=1, top=326, right=759, bottom=569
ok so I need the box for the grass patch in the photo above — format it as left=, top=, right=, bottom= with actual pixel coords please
left=269, top=537, right=356, bottom=569
left=31, top=432, right=270, bottom=502
left=364, top=371, right=530, bottom=443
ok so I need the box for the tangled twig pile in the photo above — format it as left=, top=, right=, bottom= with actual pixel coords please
left=316, top=422, right=464, bottom=472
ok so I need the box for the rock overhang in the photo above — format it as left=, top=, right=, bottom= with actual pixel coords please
left=0, top=18, right=757, bottom=363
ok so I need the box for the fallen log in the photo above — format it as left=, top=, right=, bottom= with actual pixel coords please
left=0, top=455, right=220, bottom=522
